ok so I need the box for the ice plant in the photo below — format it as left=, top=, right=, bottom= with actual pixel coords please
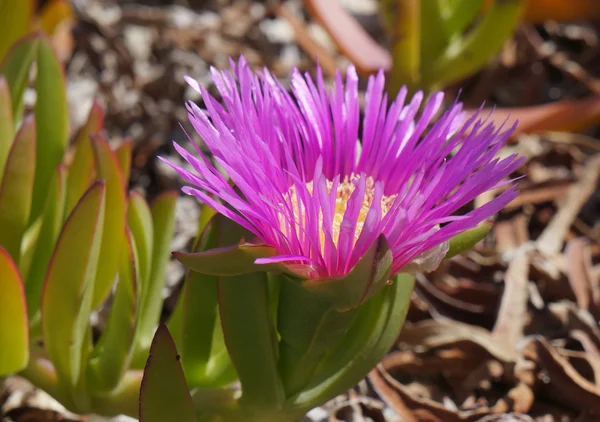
left=0, top=33, right=177, bottom=418
left=166, top=57, right=523, bottom=308
left=156, top=57, right=524, bottom=422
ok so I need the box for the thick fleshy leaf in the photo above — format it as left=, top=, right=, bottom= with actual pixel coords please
left=0, top=247, right=29, bottom=375
left=174, top=213, right=281, bottom=276
left=304, top=0, right=391, bottom=75
left=26, top=164, right=66, bottom=323
left=0, top=0, right=34, bottom=62
left=174, top=241, right=279, bottom=276
left=0, top=34, right=39, bottom=120
left=132, top=192, right=177, bottom=366
left=417, top=1, right=449, bottom=78
left=219, top=272, right=285, bottom=408
left=292, top=273, right=414, bottom=409
left=302, top=235, right=393, bottom=311
left=170, top=213, right=231, bottom=387
left=127, top=191, right=153, bottom=288
left=31, top=36, right=69, bottom=221
left=41, top=181, right=105, bottom=386
left=423, top=0, right=526, bottom=89
left=65, top=100, right=103, bottom=215
left=87, top=229, right=138, bottom=392
left=90, top=136, right=127, bottom=309
left=139, top=324, right=197, bottom=422
left=445, top=222, right=492, bottom=259
left=278, top=278, right=357, bottom=396
left=115, top=140, right=132, bottom=184
left=443, top=0, right=486, bottom=35
left=0, top=116, right=36, bottom=264
left=0, top=77, right=13, bottom=181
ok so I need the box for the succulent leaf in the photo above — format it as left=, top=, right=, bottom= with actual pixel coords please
left=0, top=116, right=36, bottom=264
left=139, top=324, right=197, bottom=422
left=41, top=181, right=105, bottom=387
left=0, top=246, right=29, bottom=375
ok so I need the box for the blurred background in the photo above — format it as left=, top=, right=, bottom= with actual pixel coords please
left=3, top=0, right=600, bottom=421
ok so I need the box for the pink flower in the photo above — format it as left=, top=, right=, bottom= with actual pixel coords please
left=163, top=57, right=523, bottom=280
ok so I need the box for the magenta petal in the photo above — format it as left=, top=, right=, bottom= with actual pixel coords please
left=162, top=56, right=523, bottom=279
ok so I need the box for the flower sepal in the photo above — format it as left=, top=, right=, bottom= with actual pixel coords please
left=173, top=214, right=299, bottom=277
left=174, top=239, right=280, bottom=276
left=301, top=235, right=393, bottom=312
left=444, top=221, right=492, bottom=260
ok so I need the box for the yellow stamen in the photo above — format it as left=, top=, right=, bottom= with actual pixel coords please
left=281, top=175, right=396, bottom=250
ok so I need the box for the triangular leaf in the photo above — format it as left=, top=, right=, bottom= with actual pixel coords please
left=41, top=181, right=105, bottom=386
left=139, top=324, right=197, bottom=422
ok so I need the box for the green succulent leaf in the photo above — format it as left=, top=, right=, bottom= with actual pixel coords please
left=0, top=246, right=29, bottom=375
left=277, top=279, right=357, bottom=396
left=301, top=235, right=393, bottom=311
left=0, top=34, right=39, bottom=120
left=219, top=271, right=285, bottom=409
left=0, top=0, right=34, bottom=62
left=174, top=214, right=284, bottom=277
left=423, top=0, right=526, bottom=89
left=444, top=221, right=492, bottom=259
left=175, top=241, right=280, bottom=276
left=127, top=191, right=153, bottom=289
left=132, top=191, right=177, bottom=367
left=0, top=77, right=14, bottom=181
left=90, top=135, right=127, bottom=309
left=292, top=273, right=414, bottom=409
left=169, top=213, right=230, bottom=387
left=31, top=36, right=69, bottom=222
left=26, top=164, right=67, bottom=324
left=442, top=0, right=486, bottom=36
left=65, top=100, right=103, bottom=216
left=139, top=324, right=197, bottom=422
left=0, top=115, right=36, bottom=264
left=115, top=140, right=132, bottom=184
left=87, top=229, right=138, bottom=392
left=41, top=181, right=105, bottom=387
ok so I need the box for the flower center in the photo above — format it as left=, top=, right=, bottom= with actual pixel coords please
left=281, top=175, right=396, bottom=250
